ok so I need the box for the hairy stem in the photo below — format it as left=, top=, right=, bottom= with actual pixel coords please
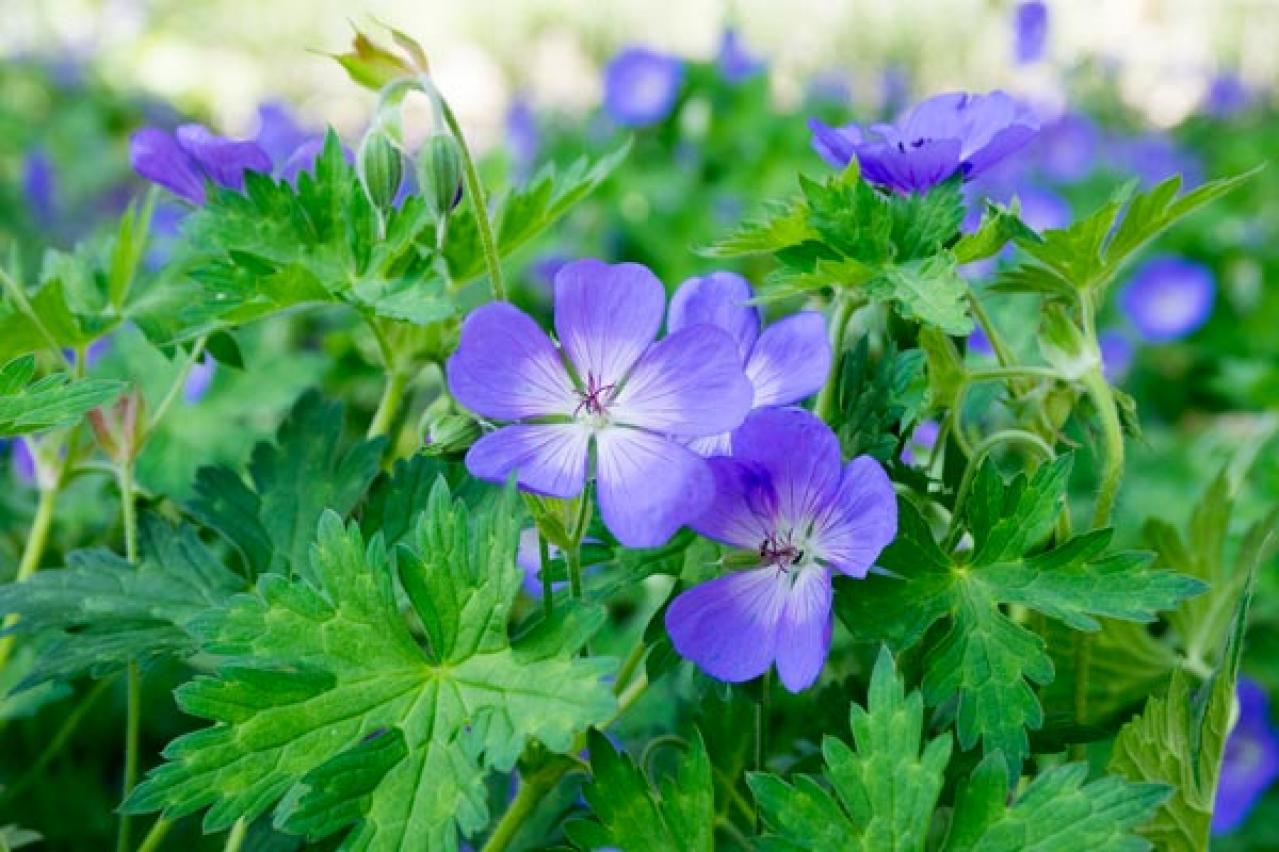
left=438, top=97, right=507, bottom=302
left=367, top=368, right=411, bottom=440
left=814, top=293, right=856, bottom=425
left=0, top=482, right=59, bottom=671
left=116, top=461, right=141, bottom=852
left=1081, top=368, right=1125, bottom=528
left=144, top=335, right=207, bottom=442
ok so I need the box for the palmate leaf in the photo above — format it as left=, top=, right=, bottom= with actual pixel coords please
left=834, top=456, right=1205, bottom=771
left=124, top=482, right=616, bottom=851
left=749, top=650, right=1167, bottom=852
left=997, top=168, right=1258, bottom=298
left=0, top=518, right=244, bottom=688
left=188, top=390, right=384, bottom=578
left=865, top=253, right=973, bottom=336
left=0, top=355, right=122, bottom=437
left=1107, top=499, right=1274, bottom=851
left=833, top=338, right=926, bottom=461
left=565, top=729, right=715, bottom=851
left=700, top=198, right=815, bottom=258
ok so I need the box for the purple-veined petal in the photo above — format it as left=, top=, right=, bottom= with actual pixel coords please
left=856, top=138, right=963, bottom=193
left=898, top=92, right=969, bottom=143
left=665, top=566, right=788, bottom=684
left=594, top=428, right=713, bottom=547
left=668, top=272, right=761, bottom=361
left=554, top=259, right=664, bottom=389
left=465, top=424, right=591, bottom=498
left=730, top=408, right=842, bottom=532
left=610, top=325, right=753, bottom=437
left=810, top=456, right=898, bottom=578
left=175, top=124, right=271, bottom=192
left=807, top=118, right=862, bottom=168
left=745, top=312, right=831, bottom=407
left=691, top=456, right=777, bottom=550
left=773, top=566, right=833, bottom=692
left=447, top=302, right=578, bottom=421
left=130, top=128, right=206, bottom=204
left=962, top=122, right=1039, bottom=180
left=686, top=432, right=734, bottom=458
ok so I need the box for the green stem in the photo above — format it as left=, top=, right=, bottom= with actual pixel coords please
left=367, top=368, right=411, bottom=440
left=814, top=293, right=856, bottom=425
left=950, top=368, right=1059, bottom=458
left=222, top=817, right=248, bottom=852
left=943, top=428, right=1056, bottom=551
left=538, top=533, right=553, bottom=618
left=1081, top=368, right=1125, bottom=528
left=117, top=661, right=142, bottom=852
left=134, top=817, right=172, bottom=852
left=613, top=638, right=647, bottom=694
left=967, top=293, right=1016, bottom=369
left=118, top=464, right=138, bottom=563
left=144, top=336, right=207, bottom=442
left=0, top=482, right=60, bottom=671
left=438, top=97, right=507, bottom=302
left=565, top=546, right=583, bottom=601
left=0, top=676, right=114, bottom=801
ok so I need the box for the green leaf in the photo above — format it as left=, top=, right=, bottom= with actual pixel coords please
left=566, top=729, right=715, bottom=851
left=835, top=457, right=1205, bottom=771
left=0, top=824, right=42, bottom=851
left=749, top=648, right=952, bottom=852
left=702, top=198, right=815, bottom=258
left=945, top=752, right=1170, bottom=852
left=1107, top=498, right=1271, bottom=851
left=953, top=201, right=1038, bottom=265
left=0, top=355, right=122, bottom=437
left=1000, top=169, right=1259, bottom=297
left=124, top=483, right=616, bottom=851
left=188, top=390, right=384, bottom=578
left=833, top=338, right=926, bottom=460
left=0, top=518, right=243, bottom=688
left=866, top=253, right=973, bottom=336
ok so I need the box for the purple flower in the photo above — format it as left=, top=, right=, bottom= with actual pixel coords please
left=1109, top=133, right=1202, bottom=188
left=183, top=356, right=216, bottom=403
left=22, top=148, right=56, bottom=225
left=253, top=102, right=311, bottom=167
left=668, top=272, right=830, bottom=455
left=1213, top=678, right=1279, bottom=834
left=809, top=91, right=1039, bottom=193
left=446, top=260, right=753, bottom=547
left=129, top=124, right=271, bottom=205
left=516, top=528, right=601, bottom=598
left=1118, top=256, right=1215, bottom=343
left=900, top=420, right=940, bottom=465
left=506, top=97, right=540, bottom=178
left=9, top=437, right=36, bottom=486
left=717, top=28, right=764, bottom=84
left=1016, top=185, right=1071, bottom=232
left=603, top=48, right=684, bottom=128
left=1013, top=1, right=1049, bottom=65
left=665, top=408, right=897, bottom=692
left=1034, top=112, right=1100, bottom=182
left=1098, top=329, right=1134, bottom=381
left=968, top=326, right=995, bottom=358
left=1204, top=73, right=1254, bottom=118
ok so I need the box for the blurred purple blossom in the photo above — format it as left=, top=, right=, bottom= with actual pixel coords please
left=22, top=148, right=56, bottom=225
left=1204, top=73, right=1254, bottom=118
left=1013, top=1, right=1049, bottom=65
left=253, top=102, right=312, bottom=167
left=1213, top=678, right=1279, bottom=834
left=717, top=28, right=765, bottom=84
left=183, top=356, right=216, bottom=403
left=1033, top=112, right=1100, bottom=182
left=810, top=91, right=1039, bottom=193
left=8, top=437, right=36, bottom=486
left=1118, top=256, right=1215, bottom=343
left=1110, top=133, right=1202, bottom=188
left=603, top=48, right=684, bottom=127
left=1098, top=330, right=1134, bottom=381
left=505, top=97, right=539, bottom=179
left=968, top=326, right=995, bottom=357
left=900, top=419, right=940, bottom=465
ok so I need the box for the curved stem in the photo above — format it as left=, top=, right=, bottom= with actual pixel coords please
left=943, top=428, right=1056, bottom=551
left=134, top=817, right=172, bottom=852
left=222, top=817, right=248, bottom=852
left=144, top=335, right=207, bottom=442
left=951, top=367, right=1061, bottom=458
left=1081, top=368, right=1125, bottom=528
left=967, top=292, right=1016, bottom=369
left=367, top=368, right=410, bottom=440
left=438, top=97, right=507, bottom=302
left=0, top=482, right=60, bottom=671
left=814, top=293, right=856, bottom=425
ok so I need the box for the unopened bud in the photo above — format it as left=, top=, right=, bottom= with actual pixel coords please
left=357, top=128, right=405, bottom=213
left=417, top=134, right=464, bottom=222
left=422, top=412, right=480, bottom=456
left=1037, top=304, right=1098, bottom=381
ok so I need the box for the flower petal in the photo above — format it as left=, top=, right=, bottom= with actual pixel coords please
left=730, top=408, right=842, bottom=532
left=856, top=138, right=963, bottom=194
left=774, top=566, right=833, bottom=692
left=690, top=457, right=777, bottom=550
left=554, top=259, right=664, bottom=388
left=668, top=272, right=761, bottom=361
left=810, top=456, right=898, bottom=578
left=610, top=325, right=753, bottom=437
left=745, top=312, right=831, bottom=407
left=665, top=567, right=789, bottom=684
left=447, top=302, right=578, bottom=421
left=465, top=424, right=591, bottom=498
left=129, top=128, right=206, bottom=204
left=175, top=124, right=272, bottom=191
left=594, top=428, right=713, bottom=547
left=686, top=432, right=734, bottom=457
left=808, top=118, right=862, bottom=168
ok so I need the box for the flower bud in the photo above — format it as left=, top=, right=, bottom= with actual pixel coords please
left=357, top=127, right=404, bottom=214
left=1037, top=304, right=1098, bottom=381
left=89, top=390, right=147, bottom=464
left=416, top=134, right=464, bottom=222
left=422, top=412, right=480, bottom=456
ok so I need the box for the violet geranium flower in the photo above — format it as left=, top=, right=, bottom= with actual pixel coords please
left=603, top=48, right=684, bottom=128
left=809, top=91, right=1039, bottom=194
left=129, top=124, right=271, bottom=205
left=1013, top=1, right=1049, bottom=65
left=716, top=28, right=765, bottom=84
left=1213, top=677, right=1279, bottom=834
left=668, top=272, right=830, bottom=455
left=446, top=259, right=754, bottom=548
left=1118, top=256, right=1215, bottom=343
left=665, top=408, right=897, bottom=692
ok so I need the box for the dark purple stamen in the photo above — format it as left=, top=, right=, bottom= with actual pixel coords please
left=759, top=532, right=801, bottom=570
left=575, top=372, right=616, bottom=418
